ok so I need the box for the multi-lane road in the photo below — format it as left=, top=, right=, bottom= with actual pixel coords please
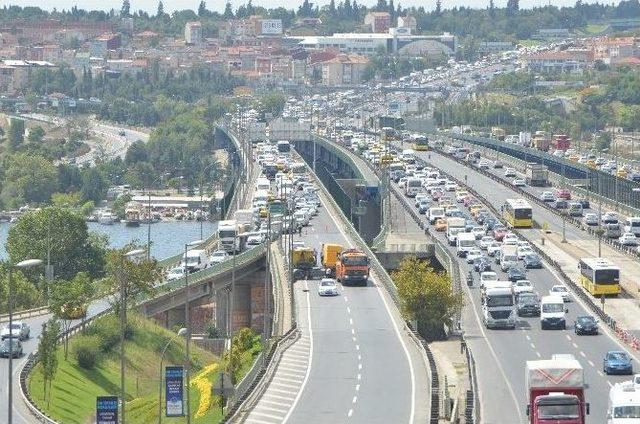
left=244, top=167, right=430, bottom=424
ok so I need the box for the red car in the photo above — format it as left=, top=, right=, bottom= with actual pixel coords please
left=492, top=226, right=507, bottom=241
left=555, top=188, right=571, bottom=200
left=463, top=196, right=476, bottom=207
left=431, top=190, right=444, bottom=201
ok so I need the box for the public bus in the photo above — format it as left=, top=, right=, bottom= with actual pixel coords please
left=503, top=198, right=533, bottom=228
left=578, top=257, right=621, bottom=296
left=411, top=134, right=429, bottom=151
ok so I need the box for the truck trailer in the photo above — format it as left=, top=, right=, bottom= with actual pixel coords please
left=526, top=163, right=549, bottom=187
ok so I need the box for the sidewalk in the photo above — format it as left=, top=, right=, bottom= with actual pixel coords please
left=527, top=229, right=640, bottom=333
left=430, top=339, right=470, bottom=423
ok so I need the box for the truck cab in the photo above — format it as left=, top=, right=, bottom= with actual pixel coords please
left=482, top=283, right=516, bottom=329
left=335, top=249, right=370, bottom=286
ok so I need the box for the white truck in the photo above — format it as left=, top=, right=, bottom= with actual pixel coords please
left=608, top=380, right=640, bottom=423
left=404, top=177, right=422, bottom=197
left=234, top=209, right=254, bottom=230
left=181, top=249, right=209, bottom=273
left=427, top=207, right=446, bottom=224
left=482, top=282, right=516, bottom=329
left=218, top=220, right=238, bottom=253
left=446, top=217, right=467, bottom=246
left=456, top=232, right=477, bottom=257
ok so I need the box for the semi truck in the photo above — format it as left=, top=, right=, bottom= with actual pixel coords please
left=526, top=354, right=589, bottom=424
left=335, top=248, right=370, bottom=286
left=218, top=220, right=238, bottom=253
left=526, top=163, right=549, bottom=187
left=482, top=282, right=516, bottom=329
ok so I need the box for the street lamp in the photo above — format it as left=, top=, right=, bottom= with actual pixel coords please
left=7, top=258, right=43, bottom=424
left=183, top=239, right=203, bottom=424
left=120, top=248, right=145, bottom=424
left=158, top=327, right=187, bottom=424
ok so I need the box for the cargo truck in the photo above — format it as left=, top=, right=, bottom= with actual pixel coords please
left=292, top=247, right=317, bottom=281
left=526, top=163, right=549, bottom=187
left=335, top=248, right=370, bottom=286
left=446, top=217, right=467, bottom=246
left=321, top=243, right=344, bottom=277
left=526, top=355, right=589, bottom=424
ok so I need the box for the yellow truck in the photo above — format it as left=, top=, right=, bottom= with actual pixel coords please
left=292, top=247, right=317, bottom=281
left=321, top=243, right=344, bottom=277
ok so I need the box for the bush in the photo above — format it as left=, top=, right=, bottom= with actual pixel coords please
left=205, top=325, right=223, bottom=339
left=84, top=315, right=135, bottom=353
left=233, top=328, right=256, bottom=352
left=73, top=335, right=101, bottom=369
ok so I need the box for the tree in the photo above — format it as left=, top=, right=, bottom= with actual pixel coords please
left=595, top=131, right=612, bottom=152
left=0, top=153, right=57, bottom=208
left=50, top=272, right=93, bottom=359
left=80, top=167, right=108, bottom=203
left=37, top=318, right=60, bottom=407
left=6, top=207, right=106, bottom=281
left=0, top=263, right=42, bottom=314
left=156, top=0, right=164, bottom=18
left=124, top=140, right=149, bottom=165
left=435, top=0, right=441, bottom=16
left=223, top=2, right=234, bottom=18
left=8, top=118, right=25, bottom=150
left=198, top=1, right=208, bottom=17
left=27, top=125, right=45, bottom=143
left=392, top=256, right=463, bottom=340
left=121, top=0, right=130, bottom=16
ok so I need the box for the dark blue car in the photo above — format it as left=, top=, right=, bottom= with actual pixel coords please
left=507, top=267, right=527, bottom=282
left=523, top=254, right=543, bottom=269
left=603, top=351, right=633, bottom=375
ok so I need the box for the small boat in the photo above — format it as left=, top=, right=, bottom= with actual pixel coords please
left=98, top=211, right=116, bottom=225
left=124, top=208, right=141, bottom=227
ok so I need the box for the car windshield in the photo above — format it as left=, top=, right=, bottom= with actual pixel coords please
left=537, top=403, right=580, bottom=419
left=609, top=352, right=629, bottom=361
left=1, top=339, right=19, bottom=348
left=577, top=316, right=595, bottom=325
left=552, top=287, right=567, bottom=293
left=9, top=323, right=21, bottom=329
left=212, top=253, right=226, bottom=258
left=486, top=294, right=513, bottom=307
left=524, top=255, right=539, bottom=261
left=321, top=280, right=335, bottom=287
left=341, top=256, right=368, bottom=266
left=519, top=295, right=538, bottom=304
left=614, top=406, right=640, bottom=418
left=542, top=303, right=564, bottom=313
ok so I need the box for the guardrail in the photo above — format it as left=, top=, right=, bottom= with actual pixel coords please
left=0, top=306, right=49, bottom=323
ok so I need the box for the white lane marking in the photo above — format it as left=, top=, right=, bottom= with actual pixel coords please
left=351, top=328, right=355, bottom=335
left=565, top=335, right=572, bottom=341
left=608, top=381, right=614, bottom=388
left=282, top=357, right=307, bottom=365
left=355, top=344, right=360, bottom=351
left=352, top=336, right=357, bottom=342
left=536, top=352, right=541, bottom=358
left=355, top=384, right=360, bottom=391
left=283, top=281, right=314, bottom=424
left=246, top=418, right=277, bottom=424
left=572, top=343, right=579, bottom=349
left=349, top=318, right=354, bottom=325
left=580, top=351, right=586, bottom=358
left=262, top=399, right=292, bottom=408
left=348, top=409, right=354, bottom=417
left=271, top=388, right=298, bottom=395
left=358, top=363, right=362, bottom=370
left=530, top=343, right=536, bottom=349
left=357, top=373, right=362, bottom=380
left=256, top=405, right=289, bottom=414
left=525, top=335, right=531, bottom=341
left=358, top=354, right=362, bottom=361
left=588, top=360, right=595, bottom=367
left=344, top=296, right=348, bottom=302
left=352, top=396, right=358, bottom=404
left=264, top=393, right=296, bottom=402
left=274, top=376, right=305, bottom=384
left=598, top=371, right=604, bottom=377
left=279, top=364, right=307, bottom=372
left=347, top=306, right=351, bottom=314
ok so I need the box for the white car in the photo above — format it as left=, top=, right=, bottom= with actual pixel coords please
left=550, top=285, right=571, bottom=302
left=165, top=266, right=186, bottom=282
left=1, top=321, right=30, bottom=341
left=512, top=178, right=526, bottom=187
left=504, top=168, right=517, bottom=177
left=247, top=234, right=265, bottom=246
left=318, top=278, right=339, bottom=296
left=209, top=250, right=229, bottom=265
left=471, top=226, right=485, bottom=239
left=619, top=232, right=638, bottom=246
left=582, top=213, right=599, bottom=228
left=487, top=242, right=502, bottom=257
left=398, top=178, right=408, bottom=189
left=455, top=191, right=469, bottom=203
left=466, top=249, right=483, bottom=264
left=415, top=193, right=429, bottom=207
left=602, top=211, right=619, bottom=224
left=503, top=233, right=519, bottom=245
left=513, top=280, right=534, bottom=296
left=445, top=182, right=458, bottom=192
left=479, top=236, right=495, bottom=250
left=517, top=246, right=535, bottom=260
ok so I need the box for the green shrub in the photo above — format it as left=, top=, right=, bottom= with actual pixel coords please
left=233, top=328, right=255, bottom=352
left=83, top=315, right=135, bottom=353
left=73, top=335, right=101, bottom=369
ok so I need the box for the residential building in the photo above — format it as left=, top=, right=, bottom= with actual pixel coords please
left=589, top=37, right=636, bottom=65
left=313, top=53, right=368, bottom=86
left=364, top=12, right=391, bottom=33
left=91, top=33, right=121, bottom=57
left=185, top=21, right=203, bottom=45
left=397, top=16, right=417, bottom=32
left=524, top=49, right=592, bottom=73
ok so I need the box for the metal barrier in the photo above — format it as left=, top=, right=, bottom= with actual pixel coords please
left=0, top=306, right=49, bottom=323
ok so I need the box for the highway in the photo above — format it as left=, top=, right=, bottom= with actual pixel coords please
left=399, top=146, right=640, bottom=423
left=244, top=168, right=430, bottom=423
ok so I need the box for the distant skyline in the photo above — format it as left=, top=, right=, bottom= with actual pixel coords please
left=0, top=0, right=623, bottom=14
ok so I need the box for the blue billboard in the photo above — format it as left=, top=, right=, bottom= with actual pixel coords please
left=96, top=396, right=118, bottom=424
left=165, top=366, right=184, bottom=417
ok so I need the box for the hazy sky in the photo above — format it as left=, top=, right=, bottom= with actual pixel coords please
left=0, top=0, right=621, bottom=14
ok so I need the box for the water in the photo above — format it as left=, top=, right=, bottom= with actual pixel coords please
left=0, top=220, right=218, bottom=261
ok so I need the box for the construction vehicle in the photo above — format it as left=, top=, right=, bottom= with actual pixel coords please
left=292, top=247, right=317, bottom=281
left=321, top=243, right=344, bottom=277
left=526, top=354, right=589, bottom=424
left=335, top=248, right=370, bottom=286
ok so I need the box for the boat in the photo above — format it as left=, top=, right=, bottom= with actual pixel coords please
left=124, top=207, right=141, bottom=227
left=98, top=211, right=116, bottom=225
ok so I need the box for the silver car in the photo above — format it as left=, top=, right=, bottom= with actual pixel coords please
left=1, top=321, right=30, bottom=341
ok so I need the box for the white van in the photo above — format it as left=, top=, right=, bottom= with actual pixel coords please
left=401, top=149, right=416, bottom=164
left=255, top=178, right=271, bottom=192
left=456, top=232, right=477, bottom=257
left=405, top=177, right=423, bottom=197
left=624, top=217, right=640, bottom=236
left=479, top=271, right=498, bottom=290
left=540, top=295, right=567, bottom=330
left=427, top=207, right=445, bottom=224
left=181, top=249, right=209, bottom=273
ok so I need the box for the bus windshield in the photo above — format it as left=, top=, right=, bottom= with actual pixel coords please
left=513, top=208, right=532, bottom=219
left=595, top=269, right=620, bottom=284
left=614, top=406, right=640, bottom=418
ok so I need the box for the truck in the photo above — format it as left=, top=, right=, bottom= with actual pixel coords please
left=491, top=127, right=506, bottom=141
left=519, top=131, right=532, bottom=147
left=292, top=247, right=317, bottom=281
left=608, top=380, right=640, bottom=423
left=526, top=163, right=549, bottom=187
left=456, top=232, right=477, bottom=257
left=553, top=134, right=571, bottom=152
left=321, top=243, right=344, bottom=276
left=446, top=217, right=467, bottom=246
left=335, top=248, right=370, bottom=286
left=482, top=282, right=516, bottom=329
left=218, top=220, right=238, bottom=253
left=526, top=355, right=589, bottom=424
left=532, top=131, right=551, bottom=151
left=234, top=209, right=254, bottom=231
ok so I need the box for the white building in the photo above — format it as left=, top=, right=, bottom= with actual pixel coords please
left=185, top=21, right=203, bottom=45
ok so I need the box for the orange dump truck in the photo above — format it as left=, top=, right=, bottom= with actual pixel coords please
left=335, top=248, right=370, bottom=286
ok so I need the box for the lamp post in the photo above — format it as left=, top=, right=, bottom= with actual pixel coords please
left=158, top=328, right=187, bottom=424
left=7, top=258, right=43, bottom=424
left=119, top=248, right=145, bottom=424
left=183, top=239, right=203, bottom=424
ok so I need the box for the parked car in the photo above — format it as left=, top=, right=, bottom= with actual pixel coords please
left=574, top=315, right=598, bottom=336
left=1, top=321, right=30, bottom=341
left=603, top=351, right=633, bottom=375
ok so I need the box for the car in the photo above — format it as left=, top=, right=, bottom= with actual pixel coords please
left=503, top=233, right=518, bottom=245
left=165, top=266, right=187, bottom=282
left=209, top=250, right=230, bottom=265
left=513, top=279, right=534, bottom=296
left=1, top=321, right=30, bottom=341
left=552, top=199, right=569, bottom=210
left=555, top=188, right=571, bottom=200
left=582, top=213, right=599, bottom=228
left=478, top=160, right=490, bottom=170
left=466, top=249, right=483, bottom=264
left=493, top=226, right=507, bottom=241
left=414, top=193, right=429, bottom=208
left=418, top=200, right=430, bottom=214
left=471, top=226, right=485, bottom=239
left=493, top=161, right=504, bottom=169
left=550, top=285, right=571, bottom=302
left=435, top=218, right=447, bottom=231
left=523, top=254, right=543, bottom=269
left=576, top=198, right=590, bottom=209
left=619, top=232, right=638, bottom=246
left=517, top=245, right=535, bottom=260
left=318, top=278, right=339, bottom=296
left=504, top=168, right=517, bottom=177
left=0, top=338, right=23, bottom=358
left=479, top=236, right=495, bottom=250
left=487, top=242, right=502, bottom=257
left=507, top=267, right=527, bottom=282
left=473, top=256, right=492, bottom=272
left=483, top=217, right=498, bottom=231
left=517, top=293, right=540, bottom=317
left=603, top=211, right=619, bottom=224
left=604, top=351, right=633, bottom=375
left=574, top=315, right=598, bottom=335
left=247, top=234, right=265, bottom=246
left=512, top=178, right=526, bottom=187
left=540, top=191, right=556, bottom=202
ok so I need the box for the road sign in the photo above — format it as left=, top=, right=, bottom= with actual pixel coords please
left=212, top=372, right=235, bottom=397
left=96, top=396, right=118, bottom=424
left=165, top=366, right=184, bottom=417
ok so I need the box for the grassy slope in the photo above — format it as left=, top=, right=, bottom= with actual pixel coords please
left=28, top=316, right=261, bottom=424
